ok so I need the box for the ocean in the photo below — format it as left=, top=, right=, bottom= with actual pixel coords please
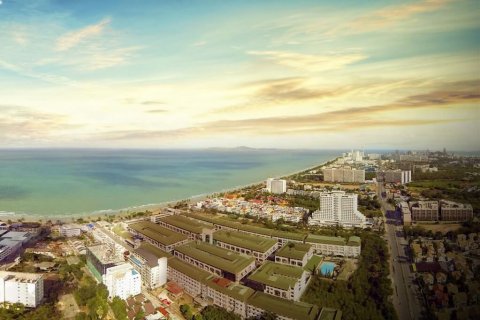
left=0, top=148, right=339, bottom=219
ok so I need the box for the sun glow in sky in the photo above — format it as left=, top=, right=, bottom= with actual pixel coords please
left=0, top=0, right=479, bottom=150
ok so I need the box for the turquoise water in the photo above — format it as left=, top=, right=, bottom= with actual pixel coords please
left=0, top=149, right=338, bottom=219
left=320, top=262, right=336, bottom=276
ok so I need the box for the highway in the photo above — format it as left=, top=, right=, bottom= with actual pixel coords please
left=377, top=182, right=422, bottom=320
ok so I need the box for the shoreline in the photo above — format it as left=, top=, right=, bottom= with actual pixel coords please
left=0, top=156, right=337, bottom=223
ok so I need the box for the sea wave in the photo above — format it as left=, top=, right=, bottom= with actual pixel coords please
left=0, top=211, right=16, bottom=216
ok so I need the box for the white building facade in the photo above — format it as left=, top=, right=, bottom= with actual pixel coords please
left=103, top=263, right=142, bottom=300
left=0, top=271, right=44, bottom=307
left=266, top=178, right=287, bottom=194
left=310, top=191, right=366, bottom=228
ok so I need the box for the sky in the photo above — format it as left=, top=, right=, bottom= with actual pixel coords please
left=0, top=0, right=479, bottom=150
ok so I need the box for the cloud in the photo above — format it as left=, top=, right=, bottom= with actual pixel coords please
left=56, top=18, right=111, bottom=51
left=0, top=59, right=77, bottom=86
left=141, top=100, right=165, bottom=106
left=0, top=106, right=71, bottom=142
left=101, top=81, right=478, bottom=141
left=329, top=0, right=452, bottom=35
left=147, top=109, right=168, bottom=113
left=248, top=50, right=366, bottom=72
left=193, top=41, right=207, bottom=47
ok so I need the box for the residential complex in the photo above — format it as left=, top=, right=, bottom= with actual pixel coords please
left=127, top=221, right=189, bottom=252
left=0, top=271, right=44, bottom=307
left=410, top=201, right=439, bottom=221
left=0, top=231, right=31, bottom=262
left=129, top=242, right=171, bottom=289
left=266, top=178, right=287, bottom=194
left=440, top=200, right=473, bottom=222
left=402, top=200, right=473, bottom=223
left=157, top=214, right=214, bottom=243
left=167, top=256, right=334, bottom=320
left=196, top=197, right=308, bottom=223
left=173, top=241, right=256, bottom=282
left=104, top=263, right=142, bottom=300
left=376, top=170, right=412, bottom=184
left=58, top=224, right=82, bottom=237
left=323, top=167, right=365, bottom=183
left=247, top=261, right=310, bottom=301
left=213, top=230, right=278, bottom=264
left=185, top=212, right=361, bottom=257
left=275, top=242, right=314, bottom=267
left=309, top=191, right=367, bottom=228
left=86, top=244, right=125, bottom=282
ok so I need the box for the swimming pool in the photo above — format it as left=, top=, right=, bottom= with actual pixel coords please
left=320, top=262, right=336, bottom=276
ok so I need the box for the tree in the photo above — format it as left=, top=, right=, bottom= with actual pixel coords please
left=110, top=297, right=128, bottom=320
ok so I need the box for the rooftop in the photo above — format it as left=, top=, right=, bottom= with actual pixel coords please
left=168, top=257, right=211, bottom=282
left=159, top=215, right=214, bottom=234
left=203, top=275, right=255, bottom=302
left=276, top=242, right=312, bottom=260
left=318, top=307, right=343, bottom=320
left=247, top=291, right=320, bottom=320
left=87, top=244, right=124, bottom=265
left=129, top=221, right=188, bottom=246
left=175, top=241, right=255, bottom=275
left=305, top=234, right=347, bottom=246
left=134, top=243, right=172, bottom=267
left=213, top=230, right=277, bottom=253
left=0, top=271, right=43, bottom=283
left=347, top=236, right=361, bottom=246
left=247, top=261, right=304, bottom=290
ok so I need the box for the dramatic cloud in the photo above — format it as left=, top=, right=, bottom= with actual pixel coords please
left=56, top=18, right=111, bottom=51
left=248, top=51, right=366, bottom=72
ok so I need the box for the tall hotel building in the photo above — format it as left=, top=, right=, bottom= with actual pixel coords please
left=309, top=191, right=366, bottom=228
left=266, top=178, right=287, bottom=194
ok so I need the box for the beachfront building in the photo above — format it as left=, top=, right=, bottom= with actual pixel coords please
left=128, top=221, right=189, bottom=252
left=129, top=243, right=171, bottom=289
left=323, top=167, right=365, bottom=183
left=59, top=224, right=82, bottom=237
left=213, top=230, right=278, bottom=264
left=309, top=191, right=367, bottom=228
left=173, top=241, right=256, bottom=282
left=440, top=200, right=473, bottom=222
left=157, top=214, right=214, bottom=243
left=410, top=201, right=439, bottom=221
left=0, top=271, right=44, bottom=307
left=0, top=231, right=29, bottom=262
left=275, top=242, right=313, bottom=267
left=104, top=263, right=142, bottom=300
left=266, top=178, right=287, bottom=194
left=247, top=261, right=310, bottom=301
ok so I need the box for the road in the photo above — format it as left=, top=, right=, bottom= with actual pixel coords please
left=377, top=182, right=422, bottom=320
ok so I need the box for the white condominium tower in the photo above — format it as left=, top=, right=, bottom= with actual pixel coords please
left=310, top=191, right=366, bottom=228
left=0, top=271, right=44, bottom=307
left=266, top=178, right=287, bottom=194
left=104, top=263, right=142, bottom=300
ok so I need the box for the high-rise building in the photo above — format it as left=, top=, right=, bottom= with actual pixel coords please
left=309, top=191, right=366, bottom=228
left=0, top=271, right=44, bottom=307
left=266, top=178, right=287, bottom=194
left=104, top=263, right=142, bottom=300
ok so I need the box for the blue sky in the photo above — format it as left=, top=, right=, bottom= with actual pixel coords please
left=0, top=0, right=479, bottom=149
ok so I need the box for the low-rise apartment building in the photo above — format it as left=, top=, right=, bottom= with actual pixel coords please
left=440, top=200, right=473, bottom=222
left=0, top=271, right=44, bottom=307
left=128, top=221, right=189, bottom=252
left=129, top=243, right=172, bottom=289
left=247, top=261, right=310, bottom=301
left=174, top=241, right=256, bottom=282
left=410, top=201, right=439, bottom=221
left=275, top=242, right=313, bottom=267
left=213, top=230, right=278, bottom=264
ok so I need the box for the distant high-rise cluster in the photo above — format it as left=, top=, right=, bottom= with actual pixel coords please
left=309, top=191, right=366, bottom=228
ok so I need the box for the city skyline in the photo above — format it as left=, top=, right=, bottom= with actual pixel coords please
left=1, top=0, right=479, bottom=150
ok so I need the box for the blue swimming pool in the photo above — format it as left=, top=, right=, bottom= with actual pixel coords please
left=320, top=262, right=336, bottom=276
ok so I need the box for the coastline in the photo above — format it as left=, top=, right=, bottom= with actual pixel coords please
left=0, top=156, right=337, bottom=223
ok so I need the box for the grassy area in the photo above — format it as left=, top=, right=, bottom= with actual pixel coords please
left=112, top=224, right=131, bottom=239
